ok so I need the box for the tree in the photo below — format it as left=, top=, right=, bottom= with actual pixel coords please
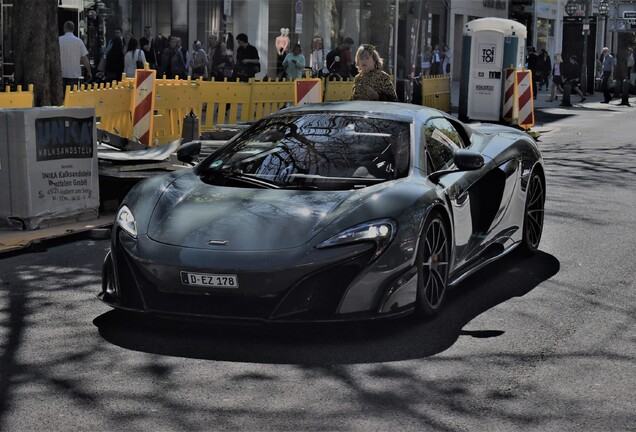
left=12, top=0, right=63, bottom=106
left=367, top=0, right=392, bottom=65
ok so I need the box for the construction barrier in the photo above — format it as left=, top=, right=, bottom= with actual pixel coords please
left=153, top=78, right=205, bottom=145
left=295, top=78, right=322, bottom=105
left=64, top=81, right=134, bottom=140
left=421, top=75, right=451, bottom=113
left=132, top=69, right=157, bottom=146
left=0, top=84, right=34, bottom=108
left=7, top=71, right=450, bottom=146
left=515, top=70, right=535, bottom=129
left=502, top=68, right=517, bottom=123
left=324, top=79, right=354, bottom=102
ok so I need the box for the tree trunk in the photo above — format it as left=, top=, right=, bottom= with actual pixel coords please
left=12, top=0, right=63, bottom=106
left=368, top=0, right=392, bottom=65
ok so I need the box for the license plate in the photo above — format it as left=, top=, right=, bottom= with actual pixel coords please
left=180, top=271, right=239, bottom=288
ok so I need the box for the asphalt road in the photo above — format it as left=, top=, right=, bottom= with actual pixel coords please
left=0, top=100, right=635, bottom=431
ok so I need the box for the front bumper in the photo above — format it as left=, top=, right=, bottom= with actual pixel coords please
left=99, top=230, right=417, bottom=322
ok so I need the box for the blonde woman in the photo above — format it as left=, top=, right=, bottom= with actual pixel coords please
left=548, top=53, right=564, bottom=102
left=350, top=44, right=398, bottom=102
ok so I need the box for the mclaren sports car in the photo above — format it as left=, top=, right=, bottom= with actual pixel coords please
left=100, top=101, right=545, bottom=322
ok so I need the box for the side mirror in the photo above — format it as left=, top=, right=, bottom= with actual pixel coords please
left=177, top=141, right=202, bottom=165
left=428, top=149, right=484, bottom=183
left=453, top=149, right=484, bottom=171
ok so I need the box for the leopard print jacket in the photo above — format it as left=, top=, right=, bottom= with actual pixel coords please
left=350, top=69, right=398, bottom=102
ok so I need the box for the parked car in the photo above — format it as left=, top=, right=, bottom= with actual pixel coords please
left=100, top=101, right=545, bottom=323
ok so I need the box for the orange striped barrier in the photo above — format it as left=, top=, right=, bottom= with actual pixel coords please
left=132, top=69, right=157, bottom=146
left=515, top=70, right=534, bottom=129
left=503, top=68, right=517, bottom=123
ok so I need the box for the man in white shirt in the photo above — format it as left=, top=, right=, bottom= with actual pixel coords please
left=59, top=21, right=92, bottom=91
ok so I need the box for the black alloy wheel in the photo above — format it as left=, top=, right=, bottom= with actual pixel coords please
left=416, top=212, right=450, bottom=317
left=520, top=171, right=545, bottom=254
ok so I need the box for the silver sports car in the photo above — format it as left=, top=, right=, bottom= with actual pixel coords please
left=100, top=101, right=545, bottom=322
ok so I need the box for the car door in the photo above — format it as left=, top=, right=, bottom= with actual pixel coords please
left=423, top=117, right=493, bottom=270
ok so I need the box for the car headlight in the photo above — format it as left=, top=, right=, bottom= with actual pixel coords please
left=317, top=219, right=397, bottom=257
left=116, top=205, right=137, bottom=238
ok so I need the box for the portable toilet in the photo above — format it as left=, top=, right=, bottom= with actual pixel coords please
left=459, top=18, right=527, bottom=122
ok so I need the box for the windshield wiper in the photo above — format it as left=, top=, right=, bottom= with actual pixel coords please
left=206, top=171, right=281, bottom=189
left=280, top=182, right=319, bottom=190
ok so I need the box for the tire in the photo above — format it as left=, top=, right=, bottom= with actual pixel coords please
left=520, top=171, right=545, bottom=254
left=416, top=211, right=450, bottom=317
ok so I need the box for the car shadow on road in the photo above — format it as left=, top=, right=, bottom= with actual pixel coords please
left=94, top=250, right=560, bottom=365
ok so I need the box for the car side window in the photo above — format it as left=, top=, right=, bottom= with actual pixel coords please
left=424, top=118, right=463, bottom=173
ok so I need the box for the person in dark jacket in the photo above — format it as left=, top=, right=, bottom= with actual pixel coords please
left=564, top=55, right=586, bottom=103
left=526, top=46, right=540, bottom=99
left=233, top=33, right=260, bottom=81
left=104, top=34, right=124, bottom=82
left=539, top=49, right=552, bottom=91
left=160, top=36, right=186, bottom=79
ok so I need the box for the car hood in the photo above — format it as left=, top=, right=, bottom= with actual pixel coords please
left=147, top=174, right=363, bottom=251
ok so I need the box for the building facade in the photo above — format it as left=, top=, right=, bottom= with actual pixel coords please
left=1, top=0, right=635, bottom=91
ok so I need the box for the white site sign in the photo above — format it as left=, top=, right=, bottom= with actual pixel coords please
left=0, top=107, right=99, bottom=230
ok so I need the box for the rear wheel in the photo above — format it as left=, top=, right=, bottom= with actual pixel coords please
left=416, top=212, right=450, bottom=317
left=520, top=171, right=545, bottom=254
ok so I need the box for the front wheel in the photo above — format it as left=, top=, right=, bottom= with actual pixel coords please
left=519, top=171, right=545, bottom=254
left=416, top=212, right=450, bottom=317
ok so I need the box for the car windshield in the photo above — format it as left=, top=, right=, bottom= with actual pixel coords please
left=198, top=113, right=411, bottom=191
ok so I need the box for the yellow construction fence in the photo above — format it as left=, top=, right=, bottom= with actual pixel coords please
left=0, top=74, right=451, bottom=146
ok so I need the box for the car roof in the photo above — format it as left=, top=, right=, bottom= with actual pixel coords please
left=275, top=101, right=445, bottom=122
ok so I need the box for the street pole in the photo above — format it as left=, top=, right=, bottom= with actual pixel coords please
left=393, top=0, right=399, bottom=89
left=581, top=0, right=591, bottom=95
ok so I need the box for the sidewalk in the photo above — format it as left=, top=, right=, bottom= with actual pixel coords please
left=449, top=78, right=633, bottom=123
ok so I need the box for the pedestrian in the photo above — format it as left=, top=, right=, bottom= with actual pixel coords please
left=600, top=47, right=615, bottom=103
left=526, top=46, right=539, bottom=99
left=310, top=35, right=325, bottom=75
left=58, top=20, right=92, bottom=91
left=123, top=31, right=132, bottom=53
left=161, top=36, right=187, bottom=79
left=210, top=41, right=233, bottom=81
left=123, top=37, right=146, bottom=78
left=190, top=40, right=209, bottom=80
left=104, top=27, right=123, bottom=56
left=140, top=25, right=159, bottom=69
left=104, top=30, right=125, bottom=82
left=442, top=44, right=453, bottom=77
left=85, top=9, right=103, bottom=74
left=564, top=55, right=586, bottom=103
left=350, top=44, right=398, bottom=102
left=539, top=49, right=552, bottom=91
left=282, top=44, right=306, bottom=80
left=176, top=37, right=190, bottom=76
left=547, top=53, right=564, bottom=102
left=206, top=34, right=218, bottom=79
left=326, top=37, right=354, bottom=79
left=233, top=33, right=260, bottom=82
left=430, top=44, right=442, bottom=75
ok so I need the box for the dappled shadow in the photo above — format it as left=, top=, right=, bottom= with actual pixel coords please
left=94, top=250, right=560, bottom=365
left=542, top=142, right=636, bottom=190
left=0, top=238, right=111, bottom=430
left=1, top=236, right=634, bottom=431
